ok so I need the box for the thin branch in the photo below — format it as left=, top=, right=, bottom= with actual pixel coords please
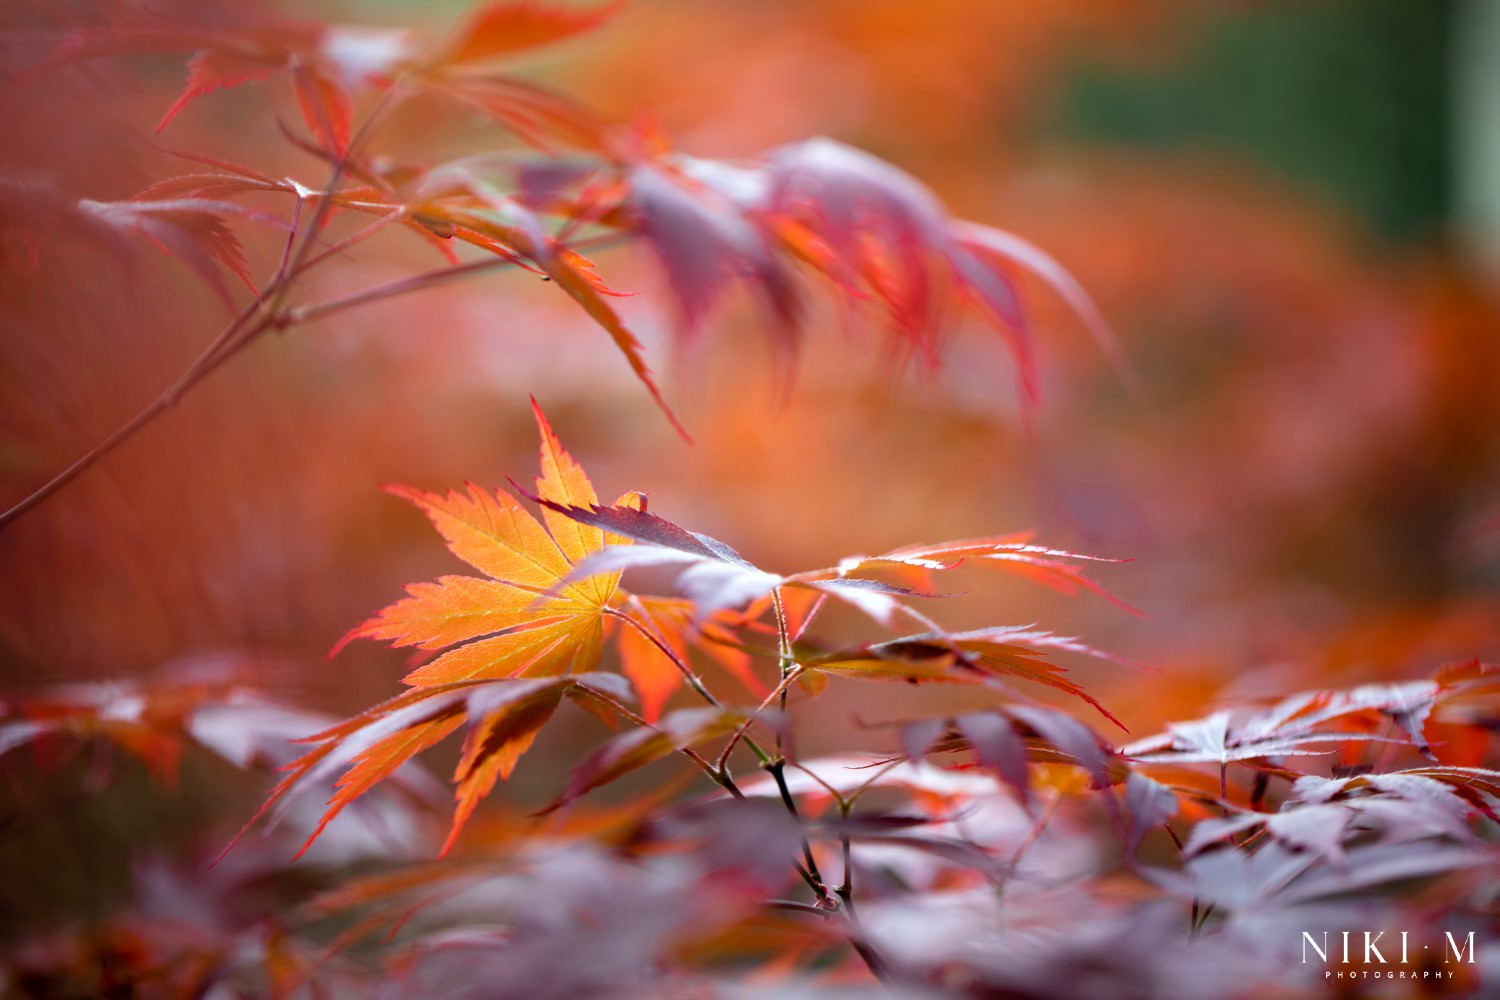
left=0, top=128, right=636, bottom=530
left=0, top=74, right=425, bottom=531
left=771, top=589, right=796, bottom=760
left=0, top=296, right=269, bottom=529
left=294, top=206, right=409, bottom=272
left=716, top=664, right=803, bottom=771
left=835, top=799, right=856, bottom=915
left=786, top=761, right=848, bottom=811
left=766, top=759, right=827, bottom=901
left=603, top=603, right=778, bottom=771
left=848, top=936, right=892, bottom=983
left=605, top=604, right=722, bottom=708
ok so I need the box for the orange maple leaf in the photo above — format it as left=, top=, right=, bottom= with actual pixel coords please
left=337, top=398, right=638, bottom=686
left=243, top=402, right=771, bottom=858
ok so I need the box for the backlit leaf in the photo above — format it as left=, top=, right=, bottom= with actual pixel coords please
left=339, top=405, right=638, bottom=686
left=436, top=0, right=624, bottom=67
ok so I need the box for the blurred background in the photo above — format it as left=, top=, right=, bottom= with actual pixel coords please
left=4, top=0, right=1500, bottom=930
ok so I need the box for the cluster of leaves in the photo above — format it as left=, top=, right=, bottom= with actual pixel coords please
left=4, top=2, right=1500, bottom=999
left=241, top=403, right=1130, bottom=861
left=3, top=410, right=1496, bottom=996
left=2, top=0, right=1115, bottom=532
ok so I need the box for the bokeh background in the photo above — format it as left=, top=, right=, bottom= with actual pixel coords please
left=4, top=0, right=1500, bottom=933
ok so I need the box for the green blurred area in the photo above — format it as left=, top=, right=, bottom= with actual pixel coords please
left=1060, top=0, right=1451, bottom=243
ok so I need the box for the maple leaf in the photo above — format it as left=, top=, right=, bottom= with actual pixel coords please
left=0, top=673, right=348, bottom=787
left=0, top=185, right=284, bottom=306
left=337, top=400, right=639, bottom=686
left=1124, top=772, right=1180, bottom=857
left=1129, top=668, right=1500, bottom=781
left=42, top=4, right=618, bottom=159
left=835, top=534, right=1141, bottom=615
left=1249, top=663, right=1500, bottom=763
left=1121, top=707, right=1403, bottom=768
left=434, top=0, right=626, bottom=67
left=904, top=704, right=1124, bottom=810
left=670, top=137, right=1129, bottom=403
left=626, top=160, right=801, bottom=346
left=80, top=195, right=263, bottom=293
left=429, top=74, right=612, bottom=151
left=530, top=498, right=1130, bottom=635
left=1246, top=681, right=1447, bottom=757
left=803, top=626, right=1129, bottom=726
left=1182, top=767, right=1498, bottom=870
left=1294, top=766, right=1500, bottom=825
left=764, top=138, right=951, bottom=360
left=411, top=169, right=688, bottom=438
left=41, top=16, right=376, bottom=155
left=251, top=674, right=633, bottom=857
left=950, top=221, right=1134, bottom=397
left=1150, top=840, right=1493, bottom=915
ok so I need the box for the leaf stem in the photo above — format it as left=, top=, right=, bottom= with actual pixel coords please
left=572, top=685, right=741, bottom=799
left=716, top=666, right=802, bottom=771
left=0, top=77, right=412, bottom=530
left=604, top=604, right=776, bottom=769
left=770, top=589, right=797, bottom=759
left=836, top=800, right=856, bottom=913
left=0, top=296, right=269, bottom=529
left=766, top=759, right=827, bottom=901
left=605, top=604, right=724, bottom=711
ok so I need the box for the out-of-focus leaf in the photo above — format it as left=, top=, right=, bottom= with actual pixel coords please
left=158, top=43, right=284, bottom=133
left=1005, top=704, right=1119, bottom=788
left=1122, top=708, right=1401, bottom=768
left=765, top=138, right=949, bottom=359
left=952, top=220, right=1131, bottom=392
left=413, top=176, right=687, bottom=437
left=653, top=137, right=1125, bottom=409
left=1124, top=772, right=1179, bottom=856
left=250, top=673, right=632, bottom=856
left=291, top=62, right=354, bottom=155
left=434, top=0, right=624, bottom=67
left=42, top=16, right=382, bottom=154
left=740, top=756, right=1005, bottom=809
left=75, top=195, right=266, bottom=302
left=840, top=831, right=1010, bottom=880
left=0, top=675, right=336, bottom=784
left=764, top=711, right=1119, bottom=822
left=956, top=712, right=1032, bottom=809
left=628, top=161, right=800, bottom=346
left=1151, top=840, right=1493, bottom=914
left=426, top=74, right=612, bottom=151
left=1186, top=805, right=1355, bottom=868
